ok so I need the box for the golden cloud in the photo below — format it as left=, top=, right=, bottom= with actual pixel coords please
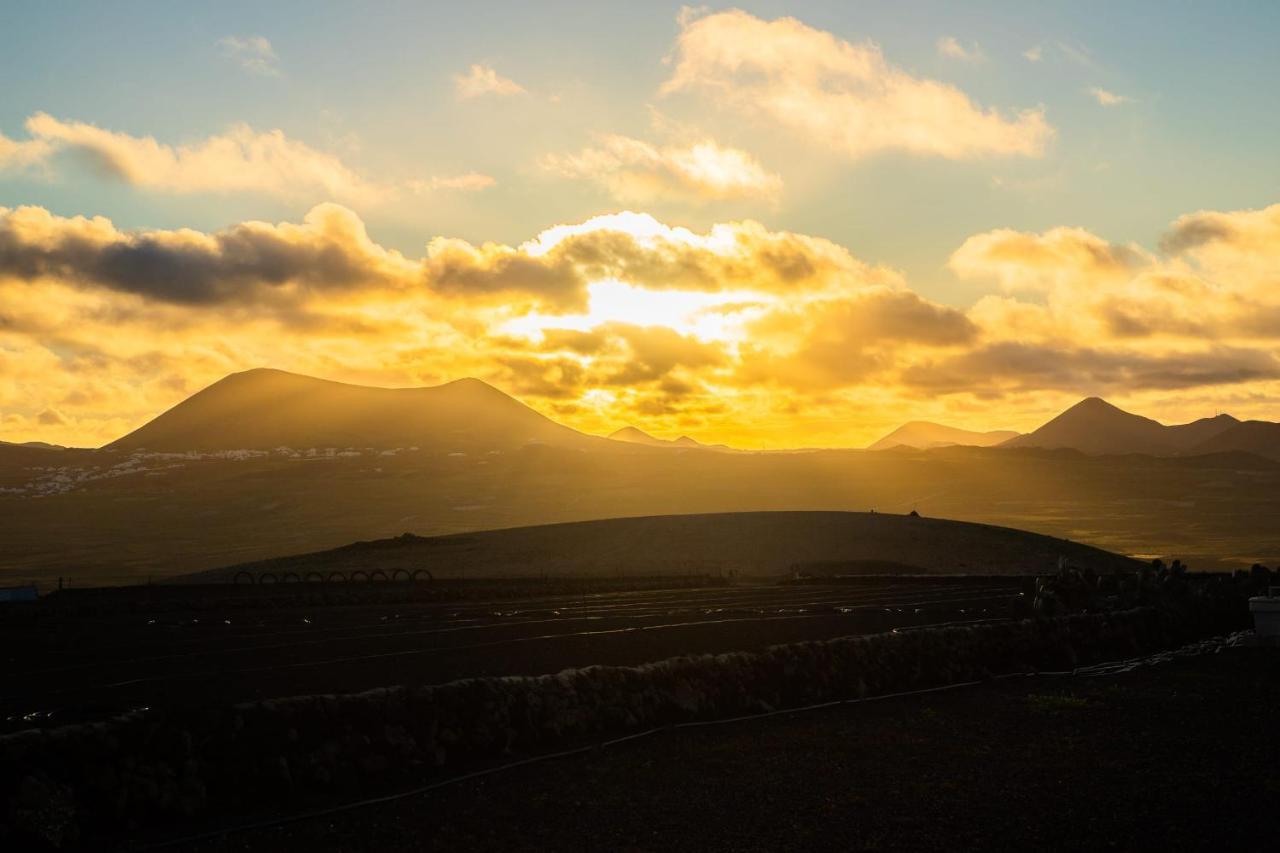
left=0, top=131, right=51, bottom=172
left=661, top=9, right=1053, bottom=160
left=948, top=226, right=1149, bottom=292
left=542, top=134, right=782, bottom=203
left=454, top=64, right=526, bottom=99
left=22, top=113, right=391, bottom=204
left=3, top=114, right=494, bottom=205
left=5, top=201, right=1280, bottom=449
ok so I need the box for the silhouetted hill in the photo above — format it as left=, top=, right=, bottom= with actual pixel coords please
left=106, top=368, right=597, bottom=452
left=608, top=426, right=669, bottom=446
left=1002, top=398, right=1172, bottom=454
left=608, top=426, right=725, bottom=450
left=1187, top=420, right=1280, bottom=461
left=0, top=440, right=65, bottom=451
left=1166, top=413, right=1240, bottom=448
left=868, top=422, right=1019, bottom=451
left=188, top=511, right=1142, bottom=581
left=1002, top=398, right=1244, bottom=456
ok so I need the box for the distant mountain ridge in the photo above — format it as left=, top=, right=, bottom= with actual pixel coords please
left=0, top=440, right=65, bottom=451
left=107, top=368, right=599, bottom=452
left=1001, top=398, right=1245, bottom=456
left=608, top=426, right=726, bottom=450
left=66, top=368, right=1280, bottom=462
left=867, top=422, right=1020, bottom=451
left=1185, top=420, right=1280, bottom=461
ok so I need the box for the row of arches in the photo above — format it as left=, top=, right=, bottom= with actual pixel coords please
left=233, top=568, right=433, bottom=585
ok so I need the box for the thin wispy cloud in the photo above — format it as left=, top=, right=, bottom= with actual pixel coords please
left=1023, top=45, right=1043, bottom=62
left=1088, top=87, right=1132, bottom=107
left=454, top=64, right=526, bottom=99
left=408, top=173, right=497, bottom=193
left=218, top=35, right=280, bottom=77
left=936, top=36, right=985, bottom=63
left=1056, top=40, right=1099, bottom=70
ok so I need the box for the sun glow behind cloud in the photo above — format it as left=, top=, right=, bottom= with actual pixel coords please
left=502, top=280, right=766, bottom=341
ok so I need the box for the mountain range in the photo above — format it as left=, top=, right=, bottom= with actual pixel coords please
left=5, top=368, right=1280, bottom=582
left=608, top=426, right=730, bottom=450
left=5, top=368, right=1275, bottom=461
left=998, top=397, right=1266, bottom=458
left=869, top=396, right=1278, bottom=460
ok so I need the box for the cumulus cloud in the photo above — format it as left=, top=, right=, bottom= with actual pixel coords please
left=739, top=288, right=978, bottom=389
left=426, top=211, right=885, bottom=309
left=1087, top=87, right=1132, bottom=107
left=0, top=203, right=413, bottom=305
left=9, top=200, right=1280, bottom=448
left=661, top=9, right=1052, bottom=160
left=0, top=204, right=883, bottom=313
left=937, top=37, right=985, bottom=63
left=21, top=113, right=389, bottom=204
left=1162, top=202, right=1280, bottom=261
left=542, top=134, right=782, bottom=203
left=218, top=35, right=280, bottom=76
left=949, top=226, right=1149, bottom=292
left=902, top=343, right=1280, bottom=395
left=3, top=114, right=492, bottom=204
left=935, top=203, right=1280, bottom=397
left=454, top=64, right=526, bottom=99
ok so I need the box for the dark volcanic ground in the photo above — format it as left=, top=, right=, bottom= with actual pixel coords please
left=179, top=646, right=1280, bottom=853
left=3, top=578, right=1027, bottom=733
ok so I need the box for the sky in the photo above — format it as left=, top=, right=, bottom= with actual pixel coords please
left=2, top=2, right=1280, bottom=448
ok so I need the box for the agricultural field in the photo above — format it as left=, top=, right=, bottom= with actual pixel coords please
left=1, top=576, right=1028, bottom=735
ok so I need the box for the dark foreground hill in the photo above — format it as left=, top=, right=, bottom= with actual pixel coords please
left=4, top=441, right=1279, bottom=583
left=107, top=368, right=597, bottom=452
left=187, top=511, right=1141, bottom=581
